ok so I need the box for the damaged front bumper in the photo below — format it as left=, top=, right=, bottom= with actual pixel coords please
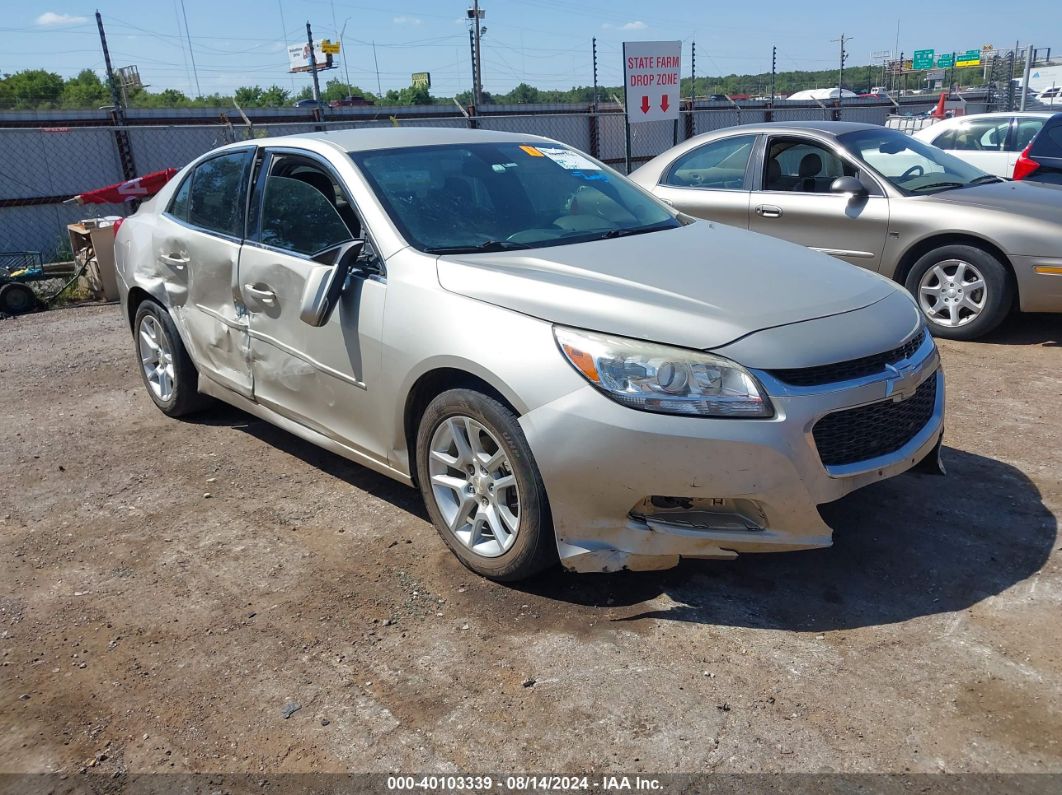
left=519, top=344, right=944, bottom=573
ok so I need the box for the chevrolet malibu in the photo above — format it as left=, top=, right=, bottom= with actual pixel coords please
left=115, top=129, right=944, bottom=581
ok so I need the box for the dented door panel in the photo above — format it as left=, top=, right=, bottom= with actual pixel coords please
left=238, top=243, right=388, bottom=462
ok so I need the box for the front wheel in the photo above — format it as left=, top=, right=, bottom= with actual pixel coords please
left=905, top=245, right=1012, bottom=340
left=415, top=388, right=556, bottom=582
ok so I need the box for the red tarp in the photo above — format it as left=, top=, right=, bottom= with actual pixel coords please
left=70, top=168, right=177, bottom=205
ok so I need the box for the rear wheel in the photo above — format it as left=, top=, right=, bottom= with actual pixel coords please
left=905, top=244, right=1012, bottom=340
left=133, top=300, right=207, bottom=417
left=415, top=388, right=556, bottom=582
left=0, top=283, right=38, bottom=315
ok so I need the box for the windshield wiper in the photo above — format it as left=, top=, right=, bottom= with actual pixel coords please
left=424, top=239, right=532, bottom=254
left=597, top=222, right=676, bottom=240
left=966, top=174, right=1003, bottom=187
left=909, top=181, right=965, bottom=193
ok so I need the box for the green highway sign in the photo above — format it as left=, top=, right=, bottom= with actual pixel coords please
left=936, top=53, right=955, bottom=68
left=956, top=49, right=982, bottom=68
left=913, top=49, right=935, bottom=70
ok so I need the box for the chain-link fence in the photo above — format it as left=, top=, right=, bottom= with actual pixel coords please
left=1, top=98, right=920, bottom=263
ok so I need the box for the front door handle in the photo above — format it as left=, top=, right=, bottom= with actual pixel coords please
left=159, top=253, right=188, bottom=267
left=756, top=205, right=783, bottom=219
left=244, top=284, right=277, bottom=303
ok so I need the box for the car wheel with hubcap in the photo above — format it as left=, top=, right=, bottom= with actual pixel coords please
left=905, top=244, right=1012, bottom=340
left=415, top=388, right=556, bottom=582
left=133, top=300, right=208, bottom=417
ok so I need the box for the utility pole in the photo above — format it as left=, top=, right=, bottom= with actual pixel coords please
left=1020, top=43, right=1034, bottom=111
left=306, top=21, right=323, bottom=109
left=471, top=0, right=484, bottom=107
left=95, top=11, right=136, bottom=180
left=592, top=37, right=599, bottom=108
left=770, top=45, right=776, bottom=102
left=468, top=28, right=477, bottom=109
left=832, top=33, right=850, bottom=110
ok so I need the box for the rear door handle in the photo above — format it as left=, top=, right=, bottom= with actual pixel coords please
left=756, top=205, right=783, bottom=218
left=159, top=253, right=188, bottom=267
left=244, top=284, right=277, bottom=303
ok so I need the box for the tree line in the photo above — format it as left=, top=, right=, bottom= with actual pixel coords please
left=0, top=64, right=992, bottom=111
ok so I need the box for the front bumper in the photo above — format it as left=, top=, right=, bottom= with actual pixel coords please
left=519, top=335, right=944, bottom=573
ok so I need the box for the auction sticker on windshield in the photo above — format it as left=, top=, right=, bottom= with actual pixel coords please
left=537, top=147, right=600, bottom=170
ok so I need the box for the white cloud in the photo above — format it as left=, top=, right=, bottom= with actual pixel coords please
left=35, top=11, right=88, bottom=27
left=603, top=20, right=648, bottom=30
left=393, top=15, right=423, bottom=26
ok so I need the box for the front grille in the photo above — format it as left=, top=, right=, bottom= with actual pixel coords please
left=769, top=328, right=926, bottom=387
left=813, top=374, right=937, bottom=467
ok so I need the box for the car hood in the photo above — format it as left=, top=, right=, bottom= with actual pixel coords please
left=435, top=221, right=899, bottom=350
left=924, top=179, right=1062, bottom=224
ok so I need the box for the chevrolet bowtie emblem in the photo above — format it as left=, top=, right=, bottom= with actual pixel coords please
left=883, top=363, right=902, bottom=398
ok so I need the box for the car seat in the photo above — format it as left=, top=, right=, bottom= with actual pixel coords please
left=795, top=153, right=822, bottom=192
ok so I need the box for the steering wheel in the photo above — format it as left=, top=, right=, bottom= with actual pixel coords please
left=900, top=164, right=925, bottom=180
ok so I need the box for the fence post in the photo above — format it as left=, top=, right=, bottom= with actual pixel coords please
left=588, top=104, right=600, bottom=159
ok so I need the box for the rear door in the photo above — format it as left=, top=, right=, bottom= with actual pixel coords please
left=238, top=149, right=389, bottom=462
left=651, top=133, right=756, bottom=228
left=748, top=135, right=890, bottom=270
left=154, top=148, right=255, bottom=397
left=931, top=116, right=1013, bottom=177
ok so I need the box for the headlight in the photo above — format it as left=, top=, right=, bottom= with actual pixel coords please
left=554, top=326, right=773, bottom=418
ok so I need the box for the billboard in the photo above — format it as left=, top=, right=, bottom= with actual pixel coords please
left=287, top=41, right=335, bottom=73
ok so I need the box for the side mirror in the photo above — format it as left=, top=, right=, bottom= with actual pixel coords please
left=299, top=239, right=365, bottom=327
left=830, top=176, right=868, bottom=197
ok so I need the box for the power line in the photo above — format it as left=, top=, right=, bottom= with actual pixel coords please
left=178, top=0, right=201, bottom=97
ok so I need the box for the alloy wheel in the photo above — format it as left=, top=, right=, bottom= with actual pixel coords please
left=917, top=259, right=987, bottom=328
left=138, top=314, right=176, bottom=402
left=428, top=415, right=520, bottom=558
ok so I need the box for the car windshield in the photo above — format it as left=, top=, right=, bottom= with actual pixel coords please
left=349, top=142, right=679, bottom=253
left=838, top=128, right=996, bottom=194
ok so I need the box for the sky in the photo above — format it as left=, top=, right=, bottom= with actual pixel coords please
left=0, top=0, right=1051, bottom=98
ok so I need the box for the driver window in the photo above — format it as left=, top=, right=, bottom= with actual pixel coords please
left=663, top=135, right=755, bottom=189
left=259, top=176, right=353, bottom=256
left=764, top=140, right=856, bottom=193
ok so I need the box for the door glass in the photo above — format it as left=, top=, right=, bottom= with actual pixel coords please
left=188, top=151, right=252, bottom=237
left=663, top=135, right=755, bottom=189
left=764, top=140, right=856, bottom=193
left=1013, top=119, right=1045, bottom=152
left=946, top=119, right=1009, bottom=152
left=167, top=175, right=191, bottom=221
left=259, top=176, right=354, bottom=256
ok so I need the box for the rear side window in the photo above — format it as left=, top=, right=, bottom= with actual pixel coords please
left=187, top=151, right=253, bottom=238
left=1012, top=119, right=1045, bottom=152
left=663, top=135, right=755, bottom=189
left=167, top=175, right=191, bottom=220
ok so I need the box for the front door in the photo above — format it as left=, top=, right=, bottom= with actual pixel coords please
left=238, top=151, right=388, bottom=462
left=154, top=149, right=255, bottom=397
left=749, top=136, right=890, bottom=270
left=651, top=133, right=756, bottom=229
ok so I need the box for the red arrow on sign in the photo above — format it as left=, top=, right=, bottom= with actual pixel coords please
left=640, top=95, right=650, bottom=114
left=661, top=94, right=670, bottom=112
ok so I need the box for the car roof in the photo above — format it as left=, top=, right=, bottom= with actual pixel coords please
left=703, top=120, right=883, bottom=136
left=249, top=126, right=551, bottom=154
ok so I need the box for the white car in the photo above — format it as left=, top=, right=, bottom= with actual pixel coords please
left=912, top=112, right=1052, bottom=178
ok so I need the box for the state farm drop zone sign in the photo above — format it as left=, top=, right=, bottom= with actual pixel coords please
left=622, top=40, right=682, bottom=123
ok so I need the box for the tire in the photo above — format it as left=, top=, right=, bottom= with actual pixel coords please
left=415, top=388, right=556, bottom=582
left=0, top=283, right=39, bottom=316
left=133, top=300, right=207, bottom=417
left=904, top=244, right=1012, bottom=341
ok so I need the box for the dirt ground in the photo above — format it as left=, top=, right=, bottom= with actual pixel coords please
left=1, top=305, right=1060, bottom=777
